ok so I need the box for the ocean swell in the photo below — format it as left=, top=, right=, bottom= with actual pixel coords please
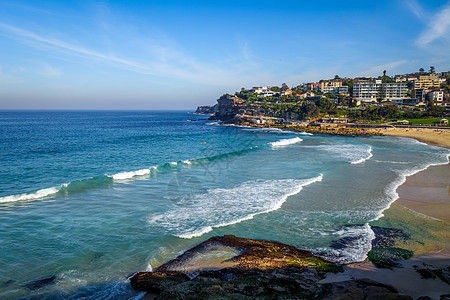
left=147, top=175, right=323, bottom=239
left=0, top=136, right=320, bottom=204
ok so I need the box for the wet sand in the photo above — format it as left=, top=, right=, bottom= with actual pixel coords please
left=396, top=163, right=450, bottom=223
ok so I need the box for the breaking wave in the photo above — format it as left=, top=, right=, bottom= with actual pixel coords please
left=0, top=137, right=302, bottom=204
left=147, top=175, right=323, bottom=239
left=270, top=137, right=303, bottom=147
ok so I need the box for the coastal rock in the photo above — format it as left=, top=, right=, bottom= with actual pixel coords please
left=370, top=226, right=411, bottom=248
left=208, top=95, right=244, bottom=123
left=195, top=105, right=217, bottom=115
left=24, top=275, right=56, bottom=290
left=129, top=235, right=416, bottom=299
left=129, top=270, right=190, bottom=293
left=321, top=278, right=413, bottom=300
left=367, top=247, right=413, bottom=269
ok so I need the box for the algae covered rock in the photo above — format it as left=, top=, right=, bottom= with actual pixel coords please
left=367, top=247, right=414, bottom=269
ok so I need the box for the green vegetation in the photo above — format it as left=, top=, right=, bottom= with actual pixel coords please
left=367, top=247, right=413, bottom=269
left=405, top=117, right=445, bottom=125
left=288, top=257, right=344, bottom=273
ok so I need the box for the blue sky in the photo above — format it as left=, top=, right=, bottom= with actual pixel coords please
left=0, top=0, right=449, bottom=110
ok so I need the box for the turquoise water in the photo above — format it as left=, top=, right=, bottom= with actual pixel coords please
left=0, top=111, right=448, bottom=299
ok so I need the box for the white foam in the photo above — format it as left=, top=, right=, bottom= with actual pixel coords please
left=147, top=175, right=323, bottom=239
left=319, top=223, right=375, bottom=264
left=182, top=160, right=192, bottom=165
left=178, top=226, right=214, bottom=239
left=350, top=146, right=373, bottom=164
left=145, top=262, right=153, bottom=272
left=0, top=186, right=60, bottom=203
left=270, top=137, right=303, bottom=148
left=112, top=168, right=151, bottom=180
left=310, top=144, right=373, bottom=164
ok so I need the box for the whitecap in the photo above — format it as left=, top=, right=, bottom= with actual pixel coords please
left=0, top=186, right=61, bottom=203
left=112, top=168, right=151, bottom=180
left=269, top=137, right=303, bottom=148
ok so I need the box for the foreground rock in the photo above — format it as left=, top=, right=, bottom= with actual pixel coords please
left=130, top=235, right=412, bottom=299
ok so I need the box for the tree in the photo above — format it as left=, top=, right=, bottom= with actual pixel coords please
left=419, top=68, right=425, bottom=74
left=271, top=86, right=280, bottom=92
left=430, top=66, right=435, bottom=74
left=383, top=70, right=386, bottom=77
left=428, top=105, right=446, bottom=117
left=334, top=75, right=340, bottom=80
left=377, top=85, right=386, bottom=103
left=281, top=83, right=289, bottom=91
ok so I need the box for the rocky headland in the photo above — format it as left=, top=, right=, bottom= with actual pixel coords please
left=204, top=94, right=385, bottom=137
left=194, top=105, right=217, bottom=115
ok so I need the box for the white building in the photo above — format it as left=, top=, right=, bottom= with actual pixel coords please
left=428, top=90, right=444, bottom=105
left=258, top=90, right=277, bottom=98
left=353, top=80, right=408, bottom=103
left=252, top=86, right=271, bottom=94
left=322, top=86, right=349, bottom=95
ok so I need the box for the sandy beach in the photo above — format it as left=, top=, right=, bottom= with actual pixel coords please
left=371, top=127, right=450, bottom=148
left=339, top=127, right=450, bottom=299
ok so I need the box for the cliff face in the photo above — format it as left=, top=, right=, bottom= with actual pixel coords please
left=209, top=94, right=245, bottom=122
left=194, top=105, right=217, bottom=115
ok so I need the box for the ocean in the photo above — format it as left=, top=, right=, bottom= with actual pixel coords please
left=0, top=110, right=448, bottom=299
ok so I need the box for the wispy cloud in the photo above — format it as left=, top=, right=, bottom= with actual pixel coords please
left=357, top=60, right=408, bottom=77
left=416, top=1, right=450, bottom=46
left=0, top=22, right=258, bottom=87
left=405, top=0, right=425, bottom=20
left=0, top=23, right=149, bottom=72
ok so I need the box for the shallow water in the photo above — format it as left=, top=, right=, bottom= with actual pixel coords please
left=0, top=110, right=448, bottom=299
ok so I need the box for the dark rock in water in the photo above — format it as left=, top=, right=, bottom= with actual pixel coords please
left=371, top=226, right=411, bottom=248
left=130, top=271, right=190, bottom=293
left=2, top=279, right=15, bottom=287
left=367, top=247, right=414, bottom=269
left=24, top=275, right=56, bottom=290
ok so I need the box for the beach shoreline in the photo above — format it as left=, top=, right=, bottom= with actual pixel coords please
left=369, top=126, right=450, bottom=148
left=339, top=127, right=450, bottom=299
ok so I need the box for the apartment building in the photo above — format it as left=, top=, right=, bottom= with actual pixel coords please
left=322, top=85, right=349, bottom=95
left=428, top=90, right=444, bottom=105
left=414, top=74, right=441, bottom=89
left=353, top=80, right=408, bottom=103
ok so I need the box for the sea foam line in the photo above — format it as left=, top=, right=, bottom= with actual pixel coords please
left=270, top=137, right=303, bottom=148
left=350, top=146, right=373, bottom=165
left=176, top=174, right=323, bottom=239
